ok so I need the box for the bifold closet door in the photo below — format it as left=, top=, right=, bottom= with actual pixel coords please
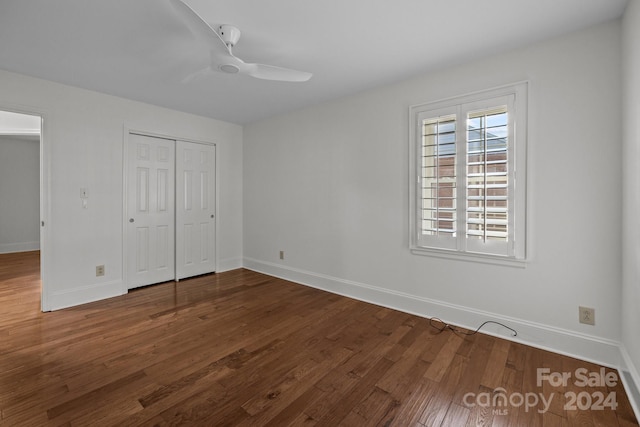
left=126, top=134, right=176, bottom=289
left=176, top=140, right=216, bottom=280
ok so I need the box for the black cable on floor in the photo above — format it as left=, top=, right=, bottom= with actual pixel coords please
left=429, top=317, right=517, bottom=337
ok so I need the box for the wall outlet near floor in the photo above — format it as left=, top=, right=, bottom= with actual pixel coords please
left=579, top=306, right=595, bottom=325
left=279, top=251, right=284, bottom=260
left=96, top=265, right=105, bottom=277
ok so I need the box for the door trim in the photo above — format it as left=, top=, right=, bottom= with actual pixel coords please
left=122, top=127, right=218, bottom=293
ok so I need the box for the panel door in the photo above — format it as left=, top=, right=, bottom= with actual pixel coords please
left=127, top=133, right=176, bottom=289
left=176, top=140, right=216, bottom=280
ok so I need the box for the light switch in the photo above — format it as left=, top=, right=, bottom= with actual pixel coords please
left=80, top=188, right=89, bottom=199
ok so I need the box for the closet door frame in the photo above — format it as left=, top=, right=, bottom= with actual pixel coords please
left=122, top=128, right=218, bottom=292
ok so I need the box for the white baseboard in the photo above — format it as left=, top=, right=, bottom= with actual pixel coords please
left=48, top=280, right=124, bottom=311
left=0, top=241, right=40, bottom=254
left=47, top=256, right=241, bottom=311
left=620, top=345, right=640, bottom=419
left=243, top=257, right=640, bottom=421
left=217, top=256, right=243, bottom=273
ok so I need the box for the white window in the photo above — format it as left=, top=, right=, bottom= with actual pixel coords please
left=409, top=83, right=528, bottom=264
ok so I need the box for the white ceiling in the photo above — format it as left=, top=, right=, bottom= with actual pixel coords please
left=0, top=0, right=629, bottom=125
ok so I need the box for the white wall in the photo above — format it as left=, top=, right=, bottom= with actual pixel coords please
left=244, top=21, right=623, bottom=365
left=0, top=69, right=243, bottom=310
left=0, top=135, right=40, bottom=253
left=622, top=0, right=640, bottom=413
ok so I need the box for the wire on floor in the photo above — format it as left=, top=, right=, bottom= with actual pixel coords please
left=429, top=317, right=518, bottom=337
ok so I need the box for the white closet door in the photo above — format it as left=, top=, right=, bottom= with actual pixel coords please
left=176, top=140, right=216, bottom=280
left=126, top=134, right=176, bottom=289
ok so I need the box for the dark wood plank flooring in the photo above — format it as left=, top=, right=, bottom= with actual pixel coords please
left=0, top=251, right=637, bottom=426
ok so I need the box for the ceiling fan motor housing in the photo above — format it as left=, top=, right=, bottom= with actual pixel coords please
left=219, top=64, right=240, bottom=74
left=219, top=24, right=241, bottom=47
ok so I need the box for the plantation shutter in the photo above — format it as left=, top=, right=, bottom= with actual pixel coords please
left=462, top=95, right=515, bottom=256
left=415, top=95, right=516, bottom=256
left=416, top=107, right=458, bottom=250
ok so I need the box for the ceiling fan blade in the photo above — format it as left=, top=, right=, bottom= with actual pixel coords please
left=215, top=54, right=312, bottom=82
left=244, top=63, right=313, bottom=82
left=170, top=0, right=313, bottom=83
left=168, top=0, right=229, bottom=56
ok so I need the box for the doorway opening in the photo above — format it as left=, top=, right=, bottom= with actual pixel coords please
left=0, top=109, right=45, bottom=310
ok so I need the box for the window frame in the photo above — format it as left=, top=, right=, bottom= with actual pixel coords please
left=409, top=82, right=528, bottom=266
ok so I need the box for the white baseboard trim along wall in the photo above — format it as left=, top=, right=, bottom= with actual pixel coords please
left=0, top=241, right=40, bottom=254
left=243, top=257, right=640, bottom=419
left=620, top=346, right=640, bottom=419
left=216, top=257, right=244, bottom=273
left=48, top=280, right=123, bottom=311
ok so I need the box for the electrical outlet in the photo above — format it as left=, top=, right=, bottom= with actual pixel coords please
left=96, top=265, right=105, bottom=277
left=579, top=306, right=595, bottom=325
left=279, top=251, right=284, bottom=260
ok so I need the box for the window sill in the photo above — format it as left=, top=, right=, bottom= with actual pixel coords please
left=410, top=246, right=527, bottom=268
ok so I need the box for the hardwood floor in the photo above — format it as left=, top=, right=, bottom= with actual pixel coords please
left=0, top=251, right=638, bottom=426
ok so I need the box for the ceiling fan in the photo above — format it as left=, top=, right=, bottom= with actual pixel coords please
left=169, top=0, right=313, bottom=82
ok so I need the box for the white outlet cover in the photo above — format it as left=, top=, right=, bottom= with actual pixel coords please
left=579, top=306, right=595, bottom=325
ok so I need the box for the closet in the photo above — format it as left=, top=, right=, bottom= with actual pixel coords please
left=126, top=133, right=216, bottom=288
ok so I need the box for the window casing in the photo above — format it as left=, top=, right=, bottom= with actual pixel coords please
left=409, top=83, right=527, bottom=264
